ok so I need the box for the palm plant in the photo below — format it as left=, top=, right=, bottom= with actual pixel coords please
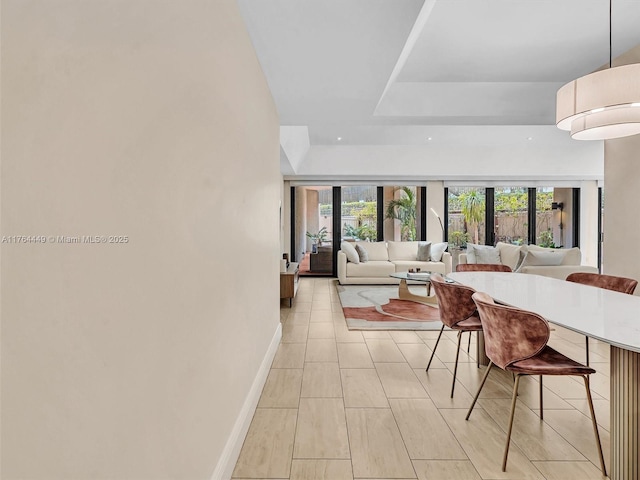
left=385, top=187, right=416, bottom=241
left=306, top=227, right=328, bottom=252
left=460, top=190, right=485, bottom=244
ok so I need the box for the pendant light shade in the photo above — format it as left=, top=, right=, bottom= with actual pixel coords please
left=556, top=63, right=640, bottom=140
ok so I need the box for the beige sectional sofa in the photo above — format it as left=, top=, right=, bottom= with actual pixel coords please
left=458, top=242, right=598, bottom=280
left=337, top=241, right=452, bottom=285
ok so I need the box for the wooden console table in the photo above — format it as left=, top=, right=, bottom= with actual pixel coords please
left=310, top=248, right=333, bottom=272
left=280, top=262, right=299, bottom=307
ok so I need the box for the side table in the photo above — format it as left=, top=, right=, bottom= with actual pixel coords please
left=280, top=262, right=299, bottom=307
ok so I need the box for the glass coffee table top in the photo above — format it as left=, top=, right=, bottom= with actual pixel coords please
left=390, top=271, right=433, bottom=282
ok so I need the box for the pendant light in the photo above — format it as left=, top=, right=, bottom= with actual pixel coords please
left=556, top=0, right=640, bottom=140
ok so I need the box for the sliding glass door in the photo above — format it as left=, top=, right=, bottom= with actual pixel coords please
left=293, top=186, right=334, bottom=276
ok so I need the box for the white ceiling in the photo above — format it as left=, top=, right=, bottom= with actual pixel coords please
left=237, top=0, right=640, bottom=178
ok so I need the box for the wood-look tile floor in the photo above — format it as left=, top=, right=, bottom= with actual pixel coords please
left=233, top=278, right=610, bottom=479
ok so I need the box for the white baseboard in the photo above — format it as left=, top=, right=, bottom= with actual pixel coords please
left=210, top=322, right=282, bottom=480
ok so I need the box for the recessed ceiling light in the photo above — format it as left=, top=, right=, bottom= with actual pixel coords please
left=527, top=137, right=533, bottom=140
left=337, top=136, right=342, bottom=141
left=427, top=137, right=432, bottom=141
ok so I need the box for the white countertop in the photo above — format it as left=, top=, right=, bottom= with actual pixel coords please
left=448, top=272, right=640, bottom=353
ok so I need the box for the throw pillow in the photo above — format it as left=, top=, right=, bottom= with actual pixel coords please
left=516, top=250, right=564, bottom=271
left=528, top=244, right=581, bottom=266
left=355, top=244, right=369, bottom=263
left=476, top=247, right=501, bottom=264
left=430, top=242, right=448, bottom=262
left=340, top=241, right=359, bottom=264
left=417, top=242, right=432, bottom=261
left=466, top=243, right=501, bottom=265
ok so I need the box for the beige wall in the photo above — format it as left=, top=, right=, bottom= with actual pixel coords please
left=579, top=181, right=599, bottom=267
left=294, top=187, right=308, bottom=260
left=382, top=187, right=396, bottom=240
left=1, top=1, right=281, bottom=478
left=602, top=46, right=640, bottom=284
left=426, top=181, right=445, bottom=243
left=306, top=189, right=320, bottom=252
left=604, top=134, right=640, bottom=283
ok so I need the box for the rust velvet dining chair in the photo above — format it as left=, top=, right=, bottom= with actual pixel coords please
left=566, top=272, right=638, bottom=365
left=454, top=264, right=512, bottom=351
left=465, top=291, right=606, bottom=475
left=455, top=264, right=513, bottom=272
left=427, top=274, right=483, bottom=398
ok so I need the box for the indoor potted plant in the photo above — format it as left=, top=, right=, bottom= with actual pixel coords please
left=306, top=227, right=328, bottom=253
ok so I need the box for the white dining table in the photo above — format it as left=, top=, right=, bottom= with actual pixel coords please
left=448, top=271, right=640, bottom=480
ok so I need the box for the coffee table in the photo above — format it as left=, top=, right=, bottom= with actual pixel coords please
left=389, top=272, right=437, bottom=305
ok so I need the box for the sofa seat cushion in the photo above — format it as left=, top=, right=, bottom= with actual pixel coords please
left=392, top=260, right=446, bottom=275
left=354, top=241, right=389, bottom=261
left=346, top=260, right=396, bottom=278
left=387, top=241, right=419, bottom=261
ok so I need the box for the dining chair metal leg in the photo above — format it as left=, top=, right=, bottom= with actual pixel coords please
left=451, top=331, right=463, bottom=398
left=583, top=375, right=607, bottom=476
left=585, top=336, right=590, bottom=366
left=465, top=361, right=494, bottom=420
left=467, top=331, right=472, bottom=353
left=426, top=325, right=445, bottom=372
left=539, top=376, right=543, bottom=420
left=502, top=374, right=522, bottom=472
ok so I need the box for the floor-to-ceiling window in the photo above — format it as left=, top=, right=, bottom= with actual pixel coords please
left=535, top=187, right=554, bottom=246
left=445, top=185, right=579, bottom=248
left=447, top=187, right=486, bottom=247
left=494, top=186, right=529, bottom=245
left=341, top=186, right=378, bottom=241
left=382, top=186, right=419, bottom=242
left=292, top=182, right=586, bottom=277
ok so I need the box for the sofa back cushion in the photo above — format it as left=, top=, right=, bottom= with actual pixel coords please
left=387, top=241, right=419, bottom=261
left=355, top=241, right=389, bottom=261
left=561, top=247, right=582, bottom=265
left=496, top=242, right=523, bottom=270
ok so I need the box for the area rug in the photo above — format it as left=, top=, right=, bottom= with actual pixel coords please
left=337, top=284, right=443, bottom=331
